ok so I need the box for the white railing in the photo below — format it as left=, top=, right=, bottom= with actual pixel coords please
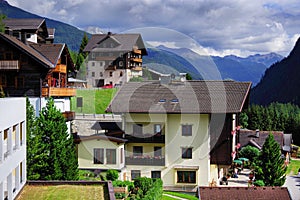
left=75, top=113, right=122, bottom=121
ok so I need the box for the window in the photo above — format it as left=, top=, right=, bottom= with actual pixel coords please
left=131, top=170, right=141, bottom=180
left=100, top=72, right=103, bottom=77
left=182, top=125, right=192, bottom=136
left=92, top=62, right=95, bottom=67
left=133, top=124, right=143, bottom=135
left=120, top=71, right=123, bottom=77
left=177, top=171, right=196, bottom=183
left=109, top=71, right=113, bottom=77
left=182, top=147, right=192, bottom=159
left=154, top=124, right=161, bottom=134
left=120, top=148, right=124, bottom=164
left=119, top=61, right=123, bottom=67
left=133, top=146, right=143, bottom=157
left=151, top=171, right=161, bottom=179
left=106, top=149, right=116, bottom=164
left=93, top=148, right=104, bottom=164
left=154, top=146, right=162, bottom=157
left=92, top=72, right=95, bottom=77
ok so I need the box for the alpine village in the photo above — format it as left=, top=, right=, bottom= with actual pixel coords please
left=0, top=1, right=300, bottom=200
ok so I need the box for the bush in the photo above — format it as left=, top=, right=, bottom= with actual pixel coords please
left=113, top=180, right=134, bottom=191
left=115, top=192, right=126, bottom=199
left=238, top=145, right=260, bottom=163
left=130, top=177, right=163, bottom=200
left=106, top=169, right=119, bottom=181
left=254, top=179, right=265, bottom=187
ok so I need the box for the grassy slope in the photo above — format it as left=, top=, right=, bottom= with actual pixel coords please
left=71, top=88, right=117, bottom=114
left=163, top=191, right=198, bottom=200
left=286, top=159, right=300, bottom=175
left=17, top=185, right=105, bottom=200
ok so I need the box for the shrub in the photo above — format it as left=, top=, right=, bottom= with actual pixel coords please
left=130, top=177, right=163, bottom=200
left=113, top=180, right=134, bottom=191
left=254, top=180, right=265, bottom=187
left=106, top=169, right=119, bottom=181
left=238, top=145, right=260, bottom=163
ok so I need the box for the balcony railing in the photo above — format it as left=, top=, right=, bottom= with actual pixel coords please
left=53, top=64, right=67, bottom=73
left=0, top=60, right=20, bottom=70
left=125, top=156, right=165, bottom=166
left=124, top=134, right=165, bottom=143
left=131, top=66, right=143, bottom=71
left=62, top=111, right=75, bottom=121
left=42, top=87, right=76, bottom=97
left=130, top=57, right=142, bottom=63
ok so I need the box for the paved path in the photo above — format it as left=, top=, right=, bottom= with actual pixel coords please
left=283, top=175, right=300, bottom=200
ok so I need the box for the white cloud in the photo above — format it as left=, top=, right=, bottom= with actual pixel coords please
left=6, top=0, right=300, bottom=56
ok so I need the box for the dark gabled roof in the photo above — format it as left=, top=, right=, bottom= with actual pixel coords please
left=77, top=134, right=127, bottom=144
left=0, top=33, right=54, bottom=68
left=91, top=122, right=123, bottom=131
left=197, top=187, right=291, bottom=200
left=3, top=18, right=46, bottom=31
left=108, top=80, right=251, bottom=114
left=83, top=33, right=147, bottom=55
left=30, top=43, right=75, bottom=70
left=239, top=129, right=284, bottom=149
left=30, top=43, right=64, bottom=65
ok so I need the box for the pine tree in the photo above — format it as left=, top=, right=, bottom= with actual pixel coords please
left=255, top=133, right=286, bottom=186
left=36, top=98, right=78, bottom=180
left=76, top=33, right=89, bottom=70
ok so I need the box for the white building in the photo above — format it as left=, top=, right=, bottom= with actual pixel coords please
left=0, top=98, right=26, bottom=200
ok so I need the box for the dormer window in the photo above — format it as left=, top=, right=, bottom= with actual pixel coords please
left=159, top=99, right=166, bottom=103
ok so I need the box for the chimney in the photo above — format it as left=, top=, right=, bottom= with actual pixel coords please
left=255, top=129, right=260, bottom=138
left=21, top=32, right=27, bottom=44
left=107, top=31, right=112, bottom=36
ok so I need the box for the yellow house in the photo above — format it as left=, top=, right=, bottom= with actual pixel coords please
left=77, top=78, right=251, bottom=188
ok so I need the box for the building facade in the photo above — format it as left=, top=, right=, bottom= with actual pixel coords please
left=83, top=32, right=147, bottom=87
left=0, top=98, right=26, bottom=200
left=76, top=79, right=251, bottom=187
left=0, top=18, right=76, bottom=131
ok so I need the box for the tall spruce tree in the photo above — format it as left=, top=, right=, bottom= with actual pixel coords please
left=255, top=133, right=286, bottom=186
left=75, top=33, right=89, bottom=70
left=35, top=98, right=78, bottom=180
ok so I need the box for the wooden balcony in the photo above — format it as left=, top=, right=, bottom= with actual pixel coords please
left=42, top=87, right=76, bottom=97
left=62, top=111, right=75, bottom=121
left=124, top=133, right=165, bottom=143
left=0, top=60, right=20, bottom=70
left=53, top=64, right=67, bottom=73
left=133, top=49, right=142, bottom=54
left=125, top=156, right=165, bottom=166
left=131, top=66, right=143, bottom=71
left=131, top=57, right=142, bottom=63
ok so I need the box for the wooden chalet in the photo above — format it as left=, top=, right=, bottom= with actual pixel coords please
left=0, top=33, right=76, bottom=98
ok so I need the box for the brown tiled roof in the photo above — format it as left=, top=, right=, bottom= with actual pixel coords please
left=239, top=129, right=283, bottom=149
left=197, top=187, right=291, bottom=200
left=108, top=80, right=251, bottom=114
left=3, top=18, right=45, bottom=31
left=30, top=43, right=64, bottom=65
left=0, top=33, right=54, bottom=68
left=83, top=33, right=147, bottom=55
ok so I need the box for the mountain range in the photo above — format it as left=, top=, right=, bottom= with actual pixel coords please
left=251, top=37, right=300, bottom=106
left=0, top=0, right=288, bottom=90
left=0, top=0, right=89, bottom=51
left=144, top=45, right=283, bottom=85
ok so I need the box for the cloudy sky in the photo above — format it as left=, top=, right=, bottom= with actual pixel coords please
left=7, top=0, right=300, bottom=57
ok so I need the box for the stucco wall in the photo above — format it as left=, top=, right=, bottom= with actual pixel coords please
left=78, top=139, right=125, bottom=170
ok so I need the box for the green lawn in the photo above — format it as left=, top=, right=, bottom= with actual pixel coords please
left=163, top=191, right=198, bottom=200
left=71, top=88, right=117, bottom=114
left=286, top=159, right=300, bottom=175
left=17, top=185, right=106, bottom=200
